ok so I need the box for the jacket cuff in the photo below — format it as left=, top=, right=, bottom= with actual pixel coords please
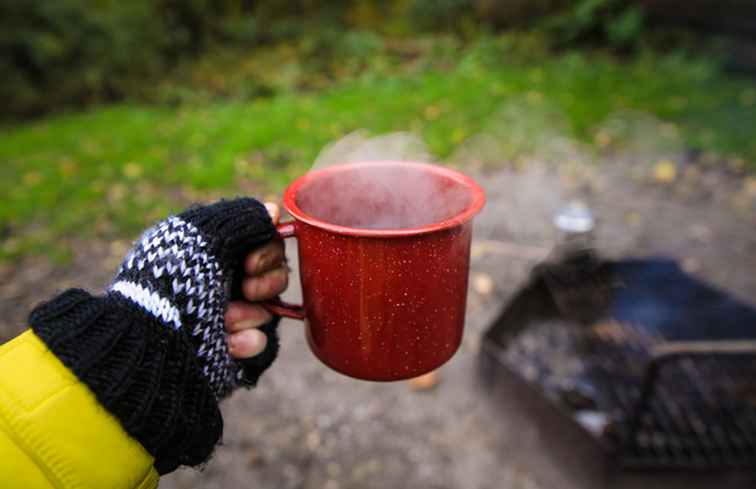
left=29, top=288, right=222, bottom=475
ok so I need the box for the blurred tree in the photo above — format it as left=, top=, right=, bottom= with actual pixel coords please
left=0, top=0, right=267, bottom=117
left=471, top=0, right=569, bottom=27
left=543, top=0, right=646, bottom=50
left=0, top=1, right=165, bottom=116
left=3, top=0, right=752, bottom=119
left=638, top=0, right=756, bottom=39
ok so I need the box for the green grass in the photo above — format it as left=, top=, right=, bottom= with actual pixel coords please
left=1, top=42, right=755, bottom=260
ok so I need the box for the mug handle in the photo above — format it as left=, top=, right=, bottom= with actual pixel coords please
left=261, top=222, right=306, bottom=321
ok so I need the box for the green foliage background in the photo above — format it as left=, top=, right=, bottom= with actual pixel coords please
left=1, top=0, right=653, bottom=118
left=1, top=0, right=754, bottom=261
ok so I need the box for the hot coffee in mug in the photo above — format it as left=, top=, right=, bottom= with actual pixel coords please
left=264, top=161, right=485, bottom=381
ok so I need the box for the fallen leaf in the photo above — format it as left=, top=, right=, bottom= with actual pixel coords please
left=424, top=105, right=441, bottom=120
left=470, top=242, right=487, bottom=259
left=653, top=159, right=677, bottom=183
left=624, top=211, right=641, bottom=225
left=451, top=127, right=467, bottom=144
left=123, top=162, right=143, bottom=179
left=59, top=159, right=78, bottom=177
left=22, top=172, right=42, bottom=186
left=409, top=370, right=439, bottom=391
left=594, top=130, right=612, bottom=148
left=247, top=448, right=262, bottom=466
left=744, top=177, right=756, bottom=197
left=472, top=272, right=494, bottom=295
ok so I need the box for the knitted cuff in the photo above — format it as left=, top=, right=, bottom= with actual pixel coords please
left=30, top=289, right=222, bottom=475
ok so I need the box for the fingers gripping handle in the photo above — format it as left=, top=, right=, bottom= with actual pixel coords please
left=264, top=297, right=305, bottom=320
left=262, top=222, right=305, bottom=320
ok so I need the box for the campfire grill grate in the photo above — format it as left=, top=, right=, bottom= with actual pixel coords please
left=481, top=255, right=756, bottom=471
left=619, top=343, right=756, bottom=469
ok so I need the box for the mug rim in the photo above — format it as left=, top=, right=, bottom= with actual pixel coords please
left=282, top=161, right=486, bottom=238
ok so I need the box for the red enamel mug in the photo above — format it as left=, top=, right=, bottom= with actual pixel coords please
left=264, top=161, right=485, bottom=381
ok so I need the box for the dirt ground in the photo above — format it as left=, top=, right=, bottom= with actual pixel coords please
left=1, top=159, right=755, bottom=489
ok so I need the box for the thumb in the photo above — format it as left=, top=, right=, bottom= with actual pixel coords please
left=264, top=202, right=280, bottom=225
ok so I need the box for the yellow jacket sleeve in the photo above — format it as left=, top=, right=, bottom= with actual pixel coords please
left=0, top=330, right=159, bottom=489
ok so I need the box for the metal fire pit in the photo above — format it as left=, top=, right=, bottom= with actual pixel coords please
left=478, top=251, right=756, bottom=489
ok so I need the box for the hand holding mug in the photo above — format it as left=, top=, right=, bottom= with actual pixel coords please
left=225, top=203, right=289, bottom=359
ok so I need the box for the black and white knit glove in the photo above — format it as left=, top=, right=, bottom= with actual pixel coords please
left=29, top=198, right=280, bottom=474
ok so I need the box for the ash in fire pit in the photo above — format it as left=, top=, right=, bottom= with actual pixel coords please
left=481, top=251, right=756, bottom=471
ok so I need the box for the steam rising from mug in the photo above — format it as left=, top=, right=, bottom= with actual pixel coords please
left=301, top=131, right=472, bottom=230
